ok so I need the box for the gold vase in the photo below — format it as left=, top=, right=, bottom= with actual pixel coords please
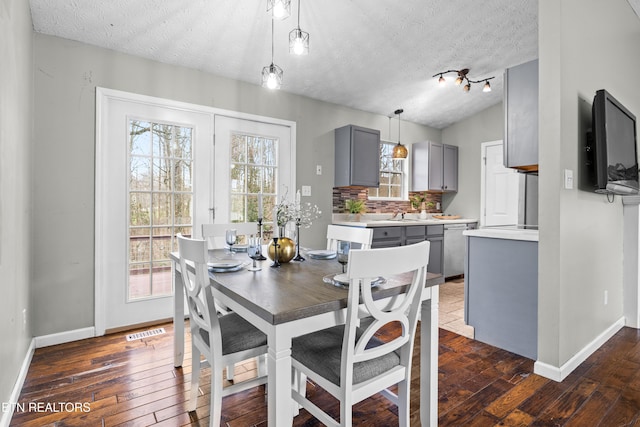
left=268, top=237, right=296, bottom=263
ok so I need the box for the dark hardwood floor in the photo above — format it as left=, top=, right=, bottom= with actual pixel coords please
left=10, top=321, right=640, bottom=426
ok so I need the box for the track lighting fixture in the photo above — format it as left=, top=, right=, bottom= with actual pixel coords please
left=433, top=68, right=495, bottom=93
left=267, top=0, right=291, bottom=20
left=289, top=0, right=309, bottom=55
left=262, top=20, right=283, bottom=90
left=392, top=108, right=408, bottom=159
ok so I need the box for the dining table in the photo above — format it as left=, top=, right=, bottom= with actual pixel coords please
left=170, top=247, right=443, bottom=426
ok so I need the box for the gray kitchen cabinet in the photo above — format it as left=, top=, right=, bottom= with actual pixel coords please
left=370, top=224, right=443, bottom=274
left=504, top=59, right=538, bottom=171
left=465, top=235, right=538, bottom=359
left=411, top=141, right=458, bottom=192
left=334, top=124, right=381, bottom=187
left=425, top=225, right=444, bottom=275
left=371, top=227, right=402, bottom=247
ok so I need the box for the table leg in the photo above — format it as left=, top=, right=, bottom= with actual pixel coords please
left=267, top=331, right=293, bottom=426
left=420, top=285, right=439, bottom=426
left=173, top=264, right=185, bottom=367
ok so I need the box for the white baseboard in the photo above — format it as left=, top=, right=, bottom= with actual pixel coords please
left=0, top=338, right=35, bottom=427
left=534, top=317, right=625, bottom=382
left=34, top=327, right=96, bottom=348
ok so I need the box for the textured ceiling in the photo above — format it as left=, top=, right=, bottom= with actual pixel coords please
left=29, top=0, right=538, bottom=129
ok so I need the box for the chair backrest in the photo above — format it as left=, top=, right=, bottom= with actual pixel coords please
left=201, top=222, right=258, bottom=249
left=326, top=224, right=373, bottom=251
left=342, top=240, right=430, bottom=387
left=176, top=233, right=223, bottom=354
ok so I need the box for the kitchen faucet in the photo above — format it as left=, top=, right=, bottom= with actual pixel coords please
left=391, top=209, right=405, bottom=219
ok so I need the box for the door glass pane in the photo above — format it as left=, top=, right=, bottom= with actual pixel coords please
left=128, top=119, right=193, bottom=301
left=229, top=132, right=280, bottom=228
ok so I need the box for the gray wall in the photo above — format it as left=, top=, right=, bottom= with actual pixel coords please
left=0, top=0, right=33, bottom=411
left=441, top=102, right=504, bottom=219
left=538, top=0, right=640, bottom=368
left=32, top=34, right=441, bottom=336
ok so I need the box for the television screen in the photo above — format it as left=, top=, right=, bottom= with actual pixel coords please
left=587, top=89, right=639, bottom=195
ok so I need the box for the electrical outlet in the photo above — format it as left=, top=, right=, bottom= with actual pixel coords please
left=301, top=185, right=311, bottom=196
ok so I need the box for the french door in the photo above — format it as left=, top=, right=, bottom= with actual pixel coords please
left=95, top=89, right=295, bottom=334
left=212, top=116, right=294, bottom=229
left=95, top=89, right=213, bottom=334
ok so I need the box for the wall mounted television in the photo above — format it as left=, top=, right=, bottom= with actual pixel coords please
left=585, top=89, right=639, bottom=195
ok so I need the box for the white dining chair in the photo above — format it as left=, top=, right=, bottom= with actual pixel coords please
left=201, top=222, right=259, bottom=250
left=201, top=222, right=262, bottom=381
left=176, top=233, right=268, bottom=427
left=290, top=240, right=430, bottom=427
left=326, top=224, right=373, bottom=251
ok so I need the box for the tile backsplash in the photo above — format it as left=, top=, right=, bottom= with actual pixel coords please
left=332, top=187, right=442, bottom=214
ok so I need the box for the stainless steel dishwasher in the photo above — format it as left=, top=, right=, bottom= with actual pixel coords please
left=444, top=223, right=470, bottom=279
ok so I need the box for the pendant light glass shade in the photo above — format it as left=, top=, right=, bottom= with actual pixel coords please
left=267, top=0, right=291, bottom=20
left=262, top=63, right=283, bottom=89
left=392, top=142, right=408, bottom=159
left=392, top=108, right=408, bottom=159
left=289, top=28, right=309, bottom=55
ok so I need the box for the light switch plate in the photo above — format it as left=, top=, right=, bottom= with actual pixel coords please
left=564, top=169, right=574, bottom=189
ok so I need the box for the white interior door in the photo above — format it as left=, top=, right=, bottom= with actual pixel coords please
left=95, top=88, right=213, bottom=334
left=212, top=115, right=295, bottom=230
left=481, top=141, right=520, bottom=226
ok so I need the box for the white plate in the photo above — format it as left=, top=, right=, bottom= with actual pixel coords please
left=308, top=249, right=337, bottom=259
left=333, top=273, right=349, bottom=284
left=209, top=263, right=245, bottom=273
left=208, top=260, right=242, bottom=269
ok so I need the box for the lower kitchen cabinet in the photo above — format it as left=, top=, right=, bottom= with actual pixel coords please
left=464, top=235, right=538, bottom=359
left=370, top=224, right=444, bottom=275
left=371, top=227, right=402, bottom=247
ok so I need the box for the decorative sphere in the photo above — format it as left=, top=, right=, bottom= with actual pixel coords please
left=268, top=237, right=296, bottom=263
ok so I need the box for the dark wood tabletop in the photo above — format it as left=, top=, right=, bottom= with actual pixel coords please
left=204, top=251, right=443, bottom=325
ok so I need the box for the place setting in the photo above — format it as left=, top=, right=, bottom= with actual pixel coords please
left=322, top=241, right=386, bottom=289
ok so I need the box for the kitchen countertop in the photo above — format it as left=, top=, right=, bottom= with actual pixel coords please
left=463, top=227, right=539, bottom=242
left=332, top=214, right=478, bottom=228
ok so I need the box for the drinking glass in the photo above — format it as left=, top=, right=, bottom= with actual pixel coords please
left=225, top=229, right=237, bottom=254
left=336, top=241, right=350, bottom=273
left=247, top=237, right=262, bottom=271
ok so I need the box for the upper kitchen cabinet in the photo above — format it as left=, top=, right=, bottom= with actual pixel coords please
left=504, top=59, right=539, bottom=171
left=411, top=141, right=458, bottom=192
left=334, top=124, right=381, bottom=187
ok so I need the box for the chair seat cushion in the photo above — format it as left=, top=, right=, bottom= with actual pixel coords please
left=292, top=325, right=400, bottom=386
left=200, top=312, right=267, bottom=355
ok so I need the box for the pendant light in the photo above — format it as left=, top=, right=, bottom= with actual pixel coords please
left=267, top=0, right=291, bottom=20
left=261, top=20, right=283, bottom=90
left=289, top=0, right=309, bottom=55
left=392, top=108, right=408, bottom=159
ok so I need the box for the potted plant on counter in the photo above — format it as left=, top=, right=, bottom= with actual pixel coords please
left=411, top=193, right=434, bottom=219
left=345, top=199, right=366, bottom=222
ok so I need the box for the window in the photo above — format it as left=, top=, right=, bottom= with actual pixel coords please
left=368, top=140, right=407, bottom=200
